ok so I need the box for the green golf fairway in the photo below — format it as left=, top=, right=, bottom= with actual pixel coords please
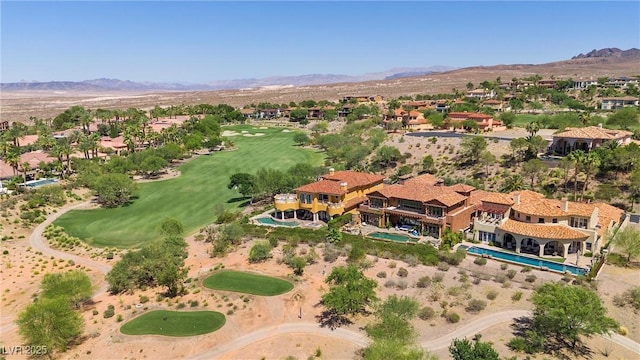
left=120, top=310, right=225, bottom=336
left=203, top=270, right=294, bottom=296
left=54, top=126, right=323, bottom=247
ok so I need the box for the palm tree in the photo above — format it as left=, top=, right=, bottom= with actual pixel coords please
left=36, top=131, right=56, bottom=151
left=5, top=152, right=20, bottom=177
left=500, top=174, right=526, bottom=192
left=580, top=152, right=601, bottom=201
left=579, top=110, right=591, bottom=126
left=568, top=150, right=586, bottom=201
left=6, top=122, right=28, bottom=147
left=525, top=121, right=541, bottom=138
left=20, top=161, right=31, bottom=183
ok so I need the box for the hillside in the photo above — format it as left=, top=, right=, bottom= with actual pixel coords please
left=1, top=55, right=639, bottom=123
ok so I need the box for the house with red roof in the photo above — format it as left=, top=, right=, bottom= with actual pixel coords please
left=446, top=112, right=504, bottom=131
left=550, top=125, right=633, bottom=155
left=274, top=169, right=384, bottom=222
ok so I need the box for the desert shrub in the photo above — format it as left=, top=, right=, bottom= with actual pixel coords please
left=447, top=286, right=464, bottom=297
left=472, top=277, right=482, bottom=285
left=396, top=280, right=408, bottom=290
left=403, top=254, right=420, bottom=267
left=388, top=261, right=397, bottom=269
left=614, top=287, right=640, bottom=310
left=384, top=280, right=396, bottom=288
left=520, top=266, right=532, bottom=273
left=486, top=289, right=498, bottom=300
left=474, top=257, right=487, bottom=266
left=116, top=314, right=123, bottom=322
left=323, top=244, right=339, bottom=263
left=438, top=248, right=466, bottom=265
left=619, top=326, right=629, bottom=336
left=433, top=272, right=445, bottom=282
left=416, top=276, right=431, bottom=288
left=506, top=269, right=517, bottom=279
left=268, top=236, right=278, bottom=248
left=418, top=306, right=435, bottom=320
left=92, top=309, right=99, bottom=316
left=176, top=302, right=186, bottom=309
left=437, top=262, right=450, bottom=271
left=103, top=304, right=115, bottom=318
left=376, top=271, right=387, bottom=279
left=606, top=253, right=628, bottom=267
left=446, top=311, right=460, bottom=323
left=494, top=273, right=508, bottom=284
left=500, top=263, right=509, bottom=270
left=397, top=267, right=408, bottom=277
left=511, top=291, right=523, bottom=302
left=525, top=274, right=537, bottom=283
left=508, top=333, right=544, bottom=354
left=466, top=299, right=487, bottom=313
left=139, top=295, right=149, bottom=304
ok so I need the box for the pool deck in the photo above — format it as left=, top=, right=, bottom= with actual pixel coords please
left=458, top=241, right=592, bottom=270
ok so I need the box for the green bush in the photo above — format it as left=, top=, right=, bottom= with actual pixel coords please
left=525, top=274, right=537, bottom=283
left=446, top=311, right=460, bottom=323
left=397, top=267, right=408, bottom=277
left=437, top=262, right=450, bottom=271
left=376, top=271, right=387, bottom=279
left=512, top=291, right=523, bottom=302
left=465, top=299, right=487, bottom=313
left=248, top=241, right=272, bottom=263
left=506, top=269, right=517, bottom=279
left=103, top=305, right=115, bottom=318
left=139, top=295, right=149, bottom=304
left=327, top=213, right=352, bottom=229
left=418, top=306, right=435, bottom=320
left=438, top=248, right=466, bottom=265
left=474, top=257, right=487, bottom=266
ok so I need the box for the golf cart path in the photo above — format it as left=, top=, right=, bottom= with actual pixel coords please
left=0, top=200, right=111, bottom=337
left=189, top=309, right=640, bottom=359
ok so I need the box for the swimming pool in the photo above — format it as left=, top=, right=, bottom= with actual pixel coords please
left=461, top=245, right=586, bottom=275
left=255, top=217, right=299, bottom=227
left=368, top=232, right=417, bottom=243
left=22, top=178, right=59, bottom=188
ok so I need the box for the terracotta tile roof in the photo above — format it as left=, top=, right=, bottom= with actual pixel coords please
left=499, top=219, right=589, bottom=240
left=100, top=136, right=127, bottom=149
left=322, top=171, right=384, bottom=189
left=296, top=180, right=345, bottom=195
left=447, top=184, right=476, bottom=193
left=602, top=96, right=639, bottom=101
left=552, top=126, right=633, bottom=140
left=483, top=100, right=502, bottom=105
left=240, top=109, right=255, bottom=115
left=479, top=192, right=515, bottom=206
left=344, top=195, right=369, bottom=210
left=377, top=184, right=467, bottom=207
left=468, top=190, right=491, bottom=206
left=17, top=134, right=39, bottom=146
left=402, top=173, right=442, bottom=187
left=592, top=202, right=625, bottom=236
left=510, top=190, right=596, bottom=218
left=0, top=150, right=57, bottom=177
left=448, top=112, right=492, bottom=120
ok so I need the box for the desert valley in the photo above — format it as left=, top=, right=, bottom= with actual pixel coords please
left=1, top=35, right=640, bottom=360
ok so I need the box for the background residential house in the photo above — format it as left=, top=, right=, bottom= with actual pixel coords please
left=550, top=125, right=633, bottom=155
left=601, top=96, right=640, bottom=110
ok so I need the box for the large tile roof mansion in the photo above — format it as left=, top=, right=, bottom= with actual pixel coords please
left=274, top=171, right=626, bottom=259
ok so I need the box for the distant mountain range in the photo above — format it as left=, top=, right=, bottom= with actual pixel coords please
left=571, top=47, right=640, bottom=59
left=0, top=66, right=455, bottom=92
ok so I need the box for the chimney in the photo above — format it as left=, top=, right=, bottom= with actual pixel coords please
left=561, top=199, right=569, bottom=212
left=340, top=182, right=348, bottom=192
left=329, top=168, right=335, bottom=175
left=598, top=123, right=603, bottom=129
left=513, top=193, right=520, bottom=205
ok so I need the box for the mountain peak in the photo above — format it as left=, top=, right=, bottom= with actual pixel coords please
left=571, top=47, right=640, bottom=59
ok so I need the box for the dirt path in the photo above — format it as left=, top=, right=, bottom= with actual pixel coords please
left=0, top=200, right=112, bottom=337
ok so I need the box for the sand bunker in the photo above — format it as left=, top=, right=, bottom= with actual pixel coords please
left=259, top=127, right=268, bottom=129
left=241, top=130, right=249, bottom=133
left=243, top=133, right=265, bottom=137
left=221, top=130, right=240, bottom=137
left=282, top=129, right=291, bottom=132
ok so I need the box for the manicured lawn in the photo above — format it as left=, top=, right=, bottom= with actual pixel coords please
left=203, top=270, right=293, bottom=296
left=54, top=125, right=324, bottom=247
left=120, top=310, right=225, bottom=336
left=513, top=114, right=541, bottom=127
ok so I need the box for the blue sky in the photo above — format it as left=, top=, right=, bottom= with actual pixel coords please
left=1, top=1, right=639, bottom=83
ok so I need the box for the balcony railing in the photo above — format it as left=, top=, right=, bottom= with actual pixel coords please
left=327, top=202, right=344, bottom=209
left=274, top=194, right=297, bottom=204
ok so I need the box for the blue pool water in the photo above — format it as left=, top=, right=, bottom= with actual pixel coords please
left=255, top=217, right=299, bottom=227
left=461, top=245, right=587, bottom=275
left=23, top=178, right=58, bottom=188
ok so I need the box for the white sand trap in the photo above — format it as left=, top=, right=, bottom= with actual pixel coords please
left=259, top=126, right=268, bottom=129
left=243, top=134, right=254, bottom=137
left=221, top=130, right=240, bottom=137
left=282, top=129, right=291, bottom=132
left=254, top=133, right=265, bottom=136
left=241, top=130, right=249, bottom=133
